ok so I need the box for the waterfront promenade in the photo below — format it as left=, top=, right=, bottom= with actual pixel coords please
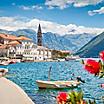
left=0, top=77, right=34, bottom=104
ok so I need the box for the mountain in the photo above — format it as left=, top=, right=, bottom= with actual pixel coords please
left=0, top=29, right=95, bottom=51
left=75, top=32, right=104, bottom=58
left=63, top=33, right=95, bottom=51
left=0, top=29, right=10, bottom=34
left=42, top=32, right=76, bottom=50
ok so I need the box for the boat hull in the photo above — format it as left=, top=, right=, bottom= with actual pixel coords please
left=36, top=80, right=80, bottom=89
left=65, top=56, right=80, bottom=61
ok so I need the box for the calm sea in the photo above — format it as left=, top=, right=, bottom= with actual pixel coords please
left=1, top=60, right=104, bottom=104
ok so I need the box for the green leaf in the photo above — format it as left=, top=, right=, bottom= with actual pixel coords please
left=78, top=91, right=83, bottom=100
left=68, top=91, right=76, bottom=104
left=99, top=72, right=104, bottom=78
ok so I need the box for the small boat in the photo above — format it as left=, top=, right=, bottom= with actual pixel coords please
left=36, top=80, right=80, bottom=89
left=36, top=67, right=83, bottom=89
left=0, top=61, right=9, bottom=66
left=65, top=55, right=80, bottom=61
left=57, top=58, right=65, bottom=62
left=9, top=61, right=16, bottom=64
left=0, top=68, right=8, bottom=77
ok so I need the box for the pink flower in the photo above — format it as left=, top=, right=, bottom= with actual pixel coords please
left=99, top=51, right=104, bottom=61
left=101, top=84, right=104, bottom=88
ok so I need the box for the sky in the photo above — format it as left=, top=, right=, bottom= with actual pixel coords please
left=0, top=0, right=104, bottom=35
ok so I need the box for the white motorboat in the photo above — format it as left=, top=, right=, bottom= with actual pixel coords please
left=36, top=80, right=80, bottom=89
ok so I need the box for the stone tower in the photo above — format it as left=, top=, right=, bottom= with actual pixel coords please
left=37, top=24, right=42, bottom=46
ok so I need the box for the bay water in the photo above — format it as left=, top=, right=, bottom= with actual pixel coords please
left=1, top=60, right=104, bottom=104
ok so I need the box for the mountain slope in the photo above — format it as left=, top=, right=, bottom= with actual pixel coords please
left=0, top=29, right=95, bottom=51
left=42, top=32, right=75, bottom=50
left=63, top=33, right=95, bottom=51
left=75, top=32, right=104, bottom=58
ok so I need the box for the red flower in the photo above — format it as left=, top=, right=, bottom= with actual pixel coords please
left=84, top=59, right=101, bottom=75
left=82, top=100, right=87, bottom=104
left=99, top=51, right=104, bottom=61
left=56, top=92, right=68, bottom=104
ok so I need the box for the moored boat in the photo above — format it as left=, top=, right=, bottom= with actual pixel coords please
left=36, top=80, right=80, bottom=89
left=65, top=55, right=80, bottom=61
left=0, top=68, right=8, bottom=77
left=0, top=61, right=9, bottom=65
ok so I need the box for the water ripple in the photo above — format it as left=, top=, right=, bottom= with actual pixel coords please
left=1, top=61, right=104, bottom=104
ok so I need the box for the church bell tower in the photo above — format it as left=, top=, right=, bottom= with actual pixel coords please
left=37, top=24, right=42, bottom=46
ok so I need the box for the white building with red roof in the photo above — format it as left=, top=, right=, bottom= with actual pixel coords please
left=0, top=33, right=52, bottom=61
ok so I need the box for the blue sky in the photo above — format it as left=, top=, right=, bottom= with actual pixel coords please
left=0, top=0, right=104, bottom=35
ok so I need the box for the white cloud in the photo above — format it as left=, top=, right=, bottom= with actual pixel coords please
left=45, top=0, right=70, bottom=9
left=32, top=5, right=43, bottom=10
left=0, top=16, right=104, bottom=35
left=45, top=0, right=103, bottom=9
left=19, top=5, right=43, bottom=10
left=0, top=17, right=15, bottom=23
left=88, top=6, right=104, bottom=16
left=19, top=6, right=30, bottom=10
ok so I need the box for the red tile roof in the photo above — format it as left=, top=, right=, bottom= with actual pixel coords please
left=17, top=36, right=32, bottom=41
left=7, top=41, right=21, bottom=45
left=0, top=33, right=31, bottom=41
left=0, top=33, right=18, bottom=40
